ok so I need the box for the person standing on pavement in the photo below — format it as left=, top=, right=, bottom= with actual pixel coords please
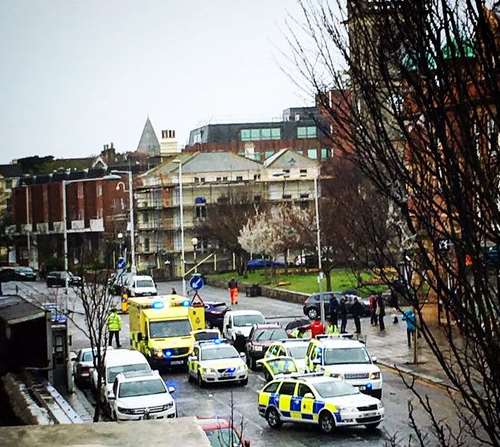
left=308, top=318, right=325, bottom=338
left=339, top=298, right=348, bottom=333
left=107, top=307, right=122, bottom=348
left=377, top=294, right=386, bottom=331
left=329, top=294, right=339, bottom=329
left=228, top=278, right=239, bottom=305
left=369, top=295, right=378, bottom=326
left=350, top=297, right=363, bottom=334
left=403, top=309, right=416, bottom=347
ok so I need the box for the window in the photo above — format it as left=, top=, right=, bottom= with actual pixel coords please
left=254, top=195, right=261, bottom=203
left=265, top=151, right=274, bottom=159
left=300, top=193, right=310, bottom=199
left=253, top=174, right=261, bottom=181
left=307, top=149, right=318, bottom=159
left=297, top=384, right=314, bottom=398
left=143, top=213, right=149, bottom=224
left=194, top=177, right=200, bottom=183
left=236, top=176, right=243, bottom=181
left=241, top=129, right=251, bottom=141
left=261, top=128, right=271, bottom=139
left=263, top=381, right=280, bottom=394
left=144, top=238, right=150, bottom=252
left=300, top=169, right=307, bottom=176
left=97, top=184, right=103, bottom=197
left=250, top=129, right=260, bottom=140
left=278, top=382, right=296, bottom=396
left=283, top=169, right=290, bottom=174
left=321, top=148, right=330, bottom=160
left=216, top=177, right=222, bottom=181
left=297, top=126, right=317, bottom=139
left=240, top=128, right=281, bottom=141
left=195, top=204, right=207, bottom=219
left=271, top=128, right=281, bottom=140
left=200, top=177, right=205, bottom=183
left=282, top=193, right=292, bottom=200
left=223, top=176, right=228, bottom=181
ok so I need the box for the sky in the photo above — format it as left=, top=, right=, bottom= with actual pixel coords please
left=0, top=0, right=313, bottom=164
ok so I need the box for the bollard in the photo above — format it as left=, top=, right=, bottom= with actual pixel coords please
left=121, top=293, right=129, bottom=314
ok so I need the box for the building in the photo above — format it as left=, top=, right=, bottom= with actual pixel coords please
left=185, top=106, right=332, bottom=162
left=134, top=150, right=319, bottom=276
left=137, top=117, right=180, bottom=159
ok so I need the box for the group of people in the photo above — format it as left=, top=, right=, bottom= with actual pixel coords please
left=328, top=294, right=364, bottom=335
left=368, top=294, right=386, bottom=331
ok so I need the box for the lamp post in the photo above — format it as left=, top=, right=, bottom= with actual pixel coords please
left=62, top=174, right=120, bottom=306
left=192, top=237, right=199, bottom=273
left=313, top=174, right=325, bottom=324
left=24, top=185, right=31, bottom=267
left=111, top=170, right=136, bottom=274
left=173, top=159, right=186, bottom=296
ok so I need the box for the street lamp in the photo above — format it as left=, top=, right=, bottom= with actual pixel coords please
left=173, top=159, right=186, bottom=296
left=313, top=173, right=325, bottom=324
left=192, top=237, right=199, bottom=273
left=111, top=170, right=136, bottom=275
left=62, top=174, right=120, bottom=305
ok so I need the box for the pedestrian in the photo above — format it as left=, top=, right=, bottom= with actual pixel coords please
left=107, top=307, right=122, bottom=348
left=339, top=297, right=348, bottom=333
left=308, top=318, right=325, bottom=338
left=377, top=294, right=386, bottom=331
left=171, top=288, right=177, bottom=294
left=326, top=322, right=340, bottom=336
left=329, top=294, right=339, bottom=328
left=350, top=297, right=363, bottom=334
left=402, top=308, right=416, bottom=347
left=369, top=295, right=378, bottom=326
left=228, top=278, right=239, bottom=305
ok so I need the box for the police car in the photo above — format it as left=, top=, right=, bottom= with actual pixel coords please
left=305, top=336, right=382, bottom=398
left=258, top=373, right=384, bottom=433
left=264, top=339, right=309, bottom=373
left=187, top=340, right=248, bottom=386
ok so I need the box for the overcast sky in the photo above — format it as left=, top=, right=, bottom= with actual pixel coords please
left=0, top=0, right=313, bottom=164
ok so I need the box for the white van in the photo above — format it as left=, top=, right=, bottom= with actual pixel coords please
left=126, top=275, right=157, bottom=297
left=91, top=349, right=151, bottom=410
left=223, top=310, right=265, bottom=341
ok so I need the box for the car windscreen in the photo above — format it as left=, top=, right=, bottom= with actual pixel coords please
left=288, top=345, right=308, bottom=359
left=16, top=267, right=33, bottom=273
left=233, top=314, right=265, bottom=327
left=254, top=328, right=287, bottom=342
left=314, top=380, right=359, bottom=398
left=205, top=428, right=241, bottom=447
left=82, top=351, right=94, bottom=362
left=201, top=345, right=239, bottom=361
left=194, top=332, right=219, bottom=341
left=149, top=319, right=192, bottom=338
left=118, top=378, right=166, bottom=398
left=107, top=363, right=150, bottom=384
left=324, top=347, right=371, bottom=365
left=136, top=279, right=154, bottom=288
left=265, top=358, right=298, bottom=374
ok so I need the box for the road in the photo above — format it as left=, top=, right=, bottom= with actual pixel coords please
left=6, top=280, right=460, bottom=446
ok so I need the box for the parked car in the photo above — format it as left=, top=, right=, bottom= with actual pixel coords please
left=204, top=301, right=230, bottom=330
left=14, top=266, right=37, bottom=281
left=247, top=259, right=286, bottom=270
left=223, top=310, right=266, bottom=341
left=111, top=370, right=176, bottom=421
left=303, top=292, right=370, bottom=320
left=245, top=324, right=288, bottom=370
left=46, top=271, right=83, bottom=288
left=125, top=275, right=157, bottom=297
left=197, top=417, right=251, bottom=447
left=73, top=346, right=113, bottom=387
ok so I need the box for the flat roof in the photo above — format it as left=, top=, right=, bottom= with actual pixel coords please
left=0, top=295, right=46, bottom=325
left=0, top=417, right=211, bottom=447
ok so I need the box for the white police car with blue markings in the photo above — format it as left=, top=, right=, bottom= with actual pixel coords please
left=258, top=373, right=384, bottom=433
left=187, top=339, right=248, bottom=386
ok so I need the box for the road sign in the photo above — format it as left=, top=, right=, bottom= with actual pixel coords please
left=116, top=257, right=126, bottom=270
left=189, top=274, right=205, bottom=290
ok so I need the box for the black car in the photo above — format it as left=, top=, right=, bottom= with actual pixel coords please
left=204, top=301, right=230, bottom=330
left=14, top=266, right=37, bottom=281
left=245, top=324, right=288, bottom=370
left=303, top=292, right=370, bottom=320
left=46, top=271, right=83, bottom=288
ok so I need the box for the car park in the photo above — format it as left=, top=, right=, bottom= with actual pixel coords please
left=46, top=271, right=83, bottom=288
left=302, top=292, right=370, bottom=320
left=305, top=336, right=382, bottom=399
left=204, top=301, right=230, bottom=330
left=258, top=373, right=384, bottom=433
left=245, top=324, right=288, bottom=370
left=14, top=266, right=36, bottom=281
left=223, top=310, right=265, bottom=341
left=197, top=417, right=251, bottom=447
left=264, top=339, right=309, bottom=373
left=187, top=340, right=248, bottom=386
left=125, top=275, right=157, bottom=297
left=110, top=370, right=176, bottom=421
left=91, top=349, right=151, bottom=408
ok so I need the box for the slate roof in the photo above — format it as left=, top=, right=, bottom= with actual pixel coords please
left=0, top=164, right=22, bottom=178
left=137, top=117, right=160, bottom=155
left=182, top=152, right=262, bottom=173
left=0, top=295, right=46, bottom=325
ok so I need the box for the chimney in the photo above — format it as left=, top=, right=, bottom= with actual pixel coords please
left=160, top=129, right=179, bottom=155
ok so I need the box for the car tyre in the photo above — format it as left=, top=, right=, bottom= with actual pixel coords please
left=266, top=407, right=282, bottom=429
left=319, top=411, right=336, bottom=434
left=188, top=373, right=194, bottom=384
left=307, top=307, right=318, bottom=320
left=249, top=356, right=257, bottom=371
left=240, top=378, right=248, bottom=386
left=198, top=372, right=205, bottom=388
left=365, top=422, right=380, bottom=431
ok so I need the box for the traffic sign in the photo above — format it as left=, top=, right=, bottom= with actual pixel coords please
left=190, top=274, right=205, bottom=290
left=116, top=257, right=126, bottom=270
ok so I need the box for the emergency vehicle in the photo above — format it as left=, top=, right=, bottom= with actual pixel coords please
left=187, top=339, right=248, bottom=386
left=305, top=336, right=382, bottom=398
left=264, top=339, right=309, bottom=373
left=128, top=295, right=205, bottom=367
left=257, top=373, right=384, bottom=433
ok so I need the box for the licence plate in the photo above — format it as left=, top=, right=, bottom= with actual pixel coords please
left=365, top=412, right=377, bottom=417
left=223, top=373, right=234, bottom=377
left=170, top=360, right=183, bottom=365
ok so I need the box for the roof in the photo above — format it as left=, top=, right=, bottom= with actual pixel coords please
left=182, top=152, right=262, bottom=174
left=226, top=310, right=264, bottom=316
left=137, top=117, right=160, bottom=155
left=263, top=148, right=318, bottom=169
left=105, top=349, right=149, bottom=367
left=117, top=370, right=159, bottom=381
left=0, top=295, right=46, bottom=325
left=315, top=338, right=365, bottom=349
left=0, top=164, right=22, bottom=178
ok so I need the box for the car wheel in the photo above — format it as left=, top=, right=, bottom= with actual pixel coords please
left=365, top=422, right=380, bottom=431
left=188, top=372, right=194, bottom=383
left=307, top=307, right=318, bottom=320
left=319, top=411, right=336, bottom=434
left=250, top=356, right=257, bottom=371
left=266, top=407, right=282, bottom=429
left=240, top=378, right=248, bottom=386
left=198, top=372, right=205, bottom=388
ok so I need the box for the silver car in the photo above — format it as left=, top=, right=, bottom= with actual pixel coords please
left=73, top=347, right=113, bottom=387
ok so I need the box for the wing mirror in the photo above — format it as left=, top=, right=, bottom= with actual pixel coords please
left=167, top=386, right=176, bottom=394
left=239, top=352, right=247, bottom=362
left=372, top=356, right=377, bottom=363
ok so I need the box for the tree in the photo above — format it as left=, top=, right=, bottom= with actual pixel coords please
left=290, top=0, right=500, bottom=445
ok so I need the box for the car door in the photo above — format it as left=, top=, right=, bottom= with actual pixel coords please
left=277, top=381, right=297, bottom=420
left=297, top=383, right=316, bottom=422
left=259, top=356, right=298, bottom=381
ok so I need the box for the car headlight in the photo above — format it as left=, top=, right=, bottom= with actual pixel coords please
left=369, top=372, right=381, bottom=380
left=153, top=349, right=164, bottom=359
left=162, top=402, right=174, bottom=410
left=204, top=368, right=216, bottom=374
left=329, top=373, right=344, bottom=379
left=117, top=406, right=134, bottom=415
left=377, top=402, right=384, bottom=410
left=237, top=365, right=247, bottom=373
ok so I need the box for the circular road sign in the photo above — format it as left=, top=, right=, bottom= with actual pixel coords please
left=189, top=274, right=205, bottom=290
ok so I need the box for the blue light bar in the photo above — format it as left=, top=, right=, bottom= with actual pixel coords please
left=152, top=301, right=164, bottom=309
left=214, top=339, right=222, bottom=344
left=182, top=300, right=190, bottom=307
left=227, top=367, right=236, bottom=373
left=164, top=350, right=172, bottom=357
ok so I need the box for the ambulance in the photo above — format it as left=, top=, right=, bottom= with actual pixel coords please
left=128, top=295, right=205, bottom=368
